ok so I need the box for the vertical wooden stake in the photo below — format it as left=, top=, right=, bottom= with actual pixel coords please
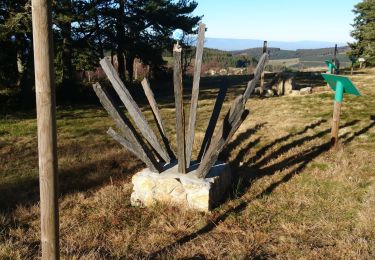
left=260, top=41, right=267, bottom=95
left=331, top=101, right=342, bottom=149
left=31, top=0, right=59, bottom=259
left=173, top=44, right=186, bottom=173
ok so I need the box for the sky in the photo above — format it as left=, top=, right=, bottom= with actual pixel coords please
left=193, top=0, right=362, bottom=43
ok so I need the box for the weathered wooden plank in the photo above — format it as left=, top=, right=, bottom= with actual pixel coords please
left=186, top=23, right=206, bottom=167
left=173, top=44, right=186, bottom=174
left=107, top=127, right=143, bottom=159
left=93, top=83, right=162, bottom=172
left=196, top=95, right=249, bottom=178
left=100, top=58, right=171, bottom=164
left=197, top=79, right=228, bottom=161
left=32, top=0, right=59, bottom=258
left=196, top=53, right=269, bottom=178
left=243, top=53, right=269, bottom=103
left=141, top=78, right=167, bottom=136
left=141, top=78, right=175, bottom=159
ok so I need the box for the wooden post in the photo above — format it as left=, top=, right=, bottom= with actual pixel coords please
left=331, top=101, right=342, bottom=149
left=186, top=23, right=206, bottom=167
left=173, top=44, right=186, bottom=173
left=260, top=41, right=267, bottom=95
left=330, top=80, right=345, bottom=150
left=31, top=0, right=59, bottom=259
left=243, top=53, right=269, bottom=102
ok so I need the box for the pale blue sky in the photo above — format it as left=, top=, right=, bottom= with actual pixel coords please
left=193, top=0, right=361, bottom=43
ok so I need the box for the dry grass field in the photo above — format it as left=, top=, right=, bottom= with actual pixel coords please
left=0, top=69, right=374, bottom=259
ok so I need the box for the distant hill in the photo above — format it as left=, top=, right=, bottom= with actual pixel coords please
left=231, top=46, right=351, bottom=69
left=231, top=46, right=350, bottom=60
left=205, top=38, right=347, bottom=51
left=163, top=46, right=351, bottom=70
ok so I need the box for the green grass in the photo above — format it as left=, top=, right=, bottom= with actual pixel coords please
left=0, top=69, right=375, bottom=258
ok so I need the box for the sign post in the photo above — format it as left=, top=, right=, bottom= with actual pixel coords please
left=322, top=74, right=361, bottom=149
left=325, top=60, right=337, bottom=75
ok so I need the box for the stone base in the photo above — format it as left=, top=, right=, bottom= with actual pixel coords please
left=130, top=161, right=231, bottom=212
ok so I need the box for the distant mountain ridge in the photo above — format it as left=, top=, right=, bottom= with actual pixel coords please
left=232, top=46, right=351, bottom=68
left=231, top=46, right=350, bottom=60
left=205, top=37, right=347, bottom=51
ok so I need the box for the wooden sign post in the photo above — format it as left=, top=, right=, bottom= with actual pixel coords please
left=325, top=60, right=337, bottom=75
left=31, top=0, right=59, bottom=259
left=322, top=74, right=361, bottom=149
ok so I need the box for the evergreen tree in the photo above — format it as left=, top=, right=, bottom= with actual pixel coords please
left=349, top=0, right=375, bottom=66
left=98, top=0, right=201, bottom=81
left=0, top=0, right=201, bottom=103
left=0, top=0, right=34, bottom=98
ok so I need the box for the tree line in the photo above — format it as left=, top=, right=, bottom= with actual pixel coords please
left=0, top=0, right=201, bottom=103
left=349, top=0, right=375, bottom=66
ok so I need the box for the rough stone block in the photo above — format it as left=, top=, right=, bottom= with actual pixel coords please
left=300, top=87, right=312, bottom=95
left=130, top=161, right=231, bottom=212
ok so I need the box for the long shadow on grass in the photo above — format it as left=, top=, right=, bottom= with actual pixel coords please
left=148, top=118, right=375, bottom=258
left=0, top=151, right=144, bottom=212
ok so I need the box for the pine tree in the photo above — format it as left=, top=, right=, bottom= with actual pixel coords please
left=349, top=0, right=375, bottom=66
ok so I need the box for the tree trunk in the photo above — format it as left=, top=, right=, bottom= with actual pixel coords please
left=93, top=2, right=104, bottom=59
left=116, top=0, right=126, bottom=81
left=16, top=48, right=24, bottom=87
left=61, top=0, right=73, bottom=86
left=126, top=53, right=134, bottom=82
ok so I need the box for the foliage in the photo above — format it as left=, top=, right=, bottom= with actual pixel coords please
left=349, top=0, right=375, bottom=66
left=0, top=0, right=201, bottom=104
left=201, top=48, right=257, bottom=68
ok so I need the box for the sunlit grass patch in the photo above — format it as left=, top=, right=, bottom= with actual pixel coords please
left=0, top=70, right=375, bottom=258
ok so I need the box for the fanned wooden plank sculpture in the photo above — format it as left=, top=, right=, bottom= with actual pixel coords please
left=93, top=24, right=269, bottom=179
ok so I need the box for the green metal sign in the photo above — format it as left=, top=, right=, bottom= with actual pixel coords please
left=322, top=74, right=361, bottom=103
left=325, top=60, right=337, bottom=74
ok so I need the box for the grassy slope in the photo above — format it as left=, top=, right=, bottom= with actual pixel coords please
left=0, top=69, right=374, bottom=258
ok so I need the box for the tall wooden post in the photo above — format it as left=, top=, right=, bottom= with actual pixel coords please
left=260, top=41, right=267, bottom=94
left=173, top=44, right=186, bottom=173
left=31, top=0, right=59, bottom=259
